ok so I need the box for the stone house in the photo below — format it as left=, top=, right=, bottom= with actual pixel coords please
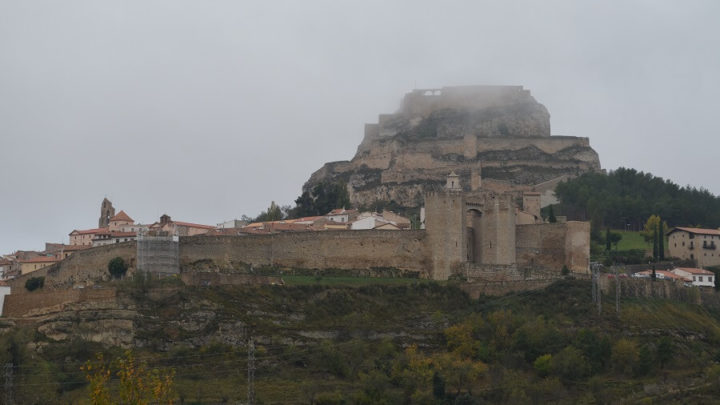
left=667, top=227, right=720, bottom=268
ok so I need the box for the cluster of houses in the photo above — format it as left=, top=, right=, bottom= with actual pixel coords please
left=0, top=200, right=412, bottom=280
left=233, top=209, right=412, bottom=235
left=632, top=267, right=715, bottom=287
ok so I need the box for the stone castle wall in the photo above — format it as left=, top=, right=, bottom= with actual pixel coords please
left=3, top=288, right=117, bottom=318
left=6, top=242, right=136, bottom=292
left=179, top=230, right=429, bottom=276
left=516, top=222, right=590, bottom=274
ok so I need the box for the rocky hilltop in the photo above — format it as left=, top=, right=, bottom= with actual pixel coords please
left=305, top=85, right=601, bottom=208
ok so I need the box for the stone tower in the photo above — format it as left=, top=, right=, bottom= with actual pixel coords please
left=98, top=198, right=115, bottom=228
left=424, top=173, right=466, bottom=280
left=445, top=171, right=462, bottom=191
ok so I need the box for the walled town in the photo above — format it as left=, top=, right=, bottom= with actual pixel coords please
left=3, top=85, right=720, bottom=404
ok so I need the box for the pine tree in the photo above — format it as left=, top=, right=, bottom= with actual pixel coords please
left=548, top=205, right=557, bottom=223
left=606, top=228, right=611, bottom=251
left=652, top=223, right=659, bottom=261
left=658, top=220, right=665, bottom=260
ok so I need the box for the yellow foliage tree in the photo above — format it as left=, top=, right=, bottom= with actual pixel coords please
left=642, top=215, right=668, bottom=242
left=81, top=353, right=112, bottom=405
left=82, top=351, right=175, bottom=405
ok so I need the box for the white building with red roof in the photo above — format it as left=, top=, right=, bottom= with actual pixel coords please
left=667, top=227, right=720, bottom=268
left=671, top=267, right=715, bottom=288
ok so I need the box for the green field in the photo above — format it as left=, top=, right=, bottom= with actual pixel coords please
left=614, top=230, right=652, bottom=251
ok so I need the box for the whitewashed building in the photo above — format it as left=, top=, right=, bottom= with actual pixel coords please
left=671, top=267, right=715, bottom=287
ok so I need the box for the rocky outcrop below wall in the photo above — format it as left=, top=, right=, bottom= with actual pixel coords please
left=305, top=86, right=601, bottom=208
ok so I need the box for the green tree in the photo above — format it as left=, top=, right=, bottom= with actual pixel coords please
left=656, top=337, right=674, bottom=369
left=555, top=168, right=720, bottom=230
left=551, top=346, right=590, bottom=381
left=25, top=276, right=44, bottom=291
left=254, top=201, right=285, bottom=222
left=548, top=205, right=557, bottom=223
left=610, top=232, right=622, bottom=250
left=611, top=339, right=639, bottom=375
left=635, top=345, right=653, bottom=376
left=643, top=215, right=663, bottom=242
left=534, top=354, right=552, bottom=377
left=658, top=222, right=665, bottom=260
left=605, top=228, right=611, bottom=251
left=653, top=224, right=659, bottom=260
left=432, top=371, right=446, bottom=399
left=605, top=228, right=621, bottom=251
left=292, top=181, right=350, bottom=217
left=108, top=257, right=128, bottom=279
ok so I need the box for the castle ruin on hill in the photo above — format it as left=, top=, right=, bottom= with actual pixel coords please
left=305, top=85, right=601, bottom=209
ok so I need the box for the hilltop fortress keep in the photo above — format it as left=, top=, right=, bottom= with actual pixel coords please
left=306, top=85, right=601, bottom=208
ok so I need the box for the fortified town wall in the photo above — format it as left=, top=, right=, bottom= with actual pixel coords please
left=179, top=230, right=429, bottom=276
left=7, top=242, right=136, bottom=292
left=3, top=288, right=117, bottom=318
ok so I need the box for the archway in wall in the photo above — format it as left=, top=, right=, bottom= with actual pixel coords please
left=466, top=209, right=483, bottom=264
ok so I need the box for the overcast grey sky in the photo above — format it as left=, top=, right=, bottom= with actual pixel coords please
left=1, top=1, right=719, bottom=253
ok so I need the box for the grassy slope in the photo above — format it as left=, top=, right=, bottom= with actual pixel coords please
left=615, top=230, right=651, bottom=251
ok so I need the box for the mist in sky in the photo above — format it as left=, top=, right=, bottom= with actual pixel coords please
left=1, top=1, right=719, bottom=253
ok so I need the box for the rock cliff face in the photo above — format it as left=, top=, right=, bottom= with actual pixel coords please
left=304, top=85, right=601, bottom=208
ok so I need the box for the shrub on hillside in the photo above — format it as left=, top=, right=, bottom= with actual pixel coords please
left=25, top=276, right=44, bottom=292
left=108, top=257, right=128, bottom=279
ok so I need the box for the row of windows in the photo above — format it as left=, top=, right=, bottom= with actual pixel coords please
left=693, top=276, right=713, bottom=283
left=678, top=233, right=717, bottom=239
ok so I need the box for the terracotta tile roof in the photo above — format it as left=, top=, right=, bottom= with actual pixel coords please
left=109, top=210, right=134, bottom=223
left=326, top=209, right=358, bottom=216
left=294, top=216, right=323, bottom=222
left=173, top=221, right=215, bottom=230
left=205, top=228, right=241, bottom=236
left=669, top=227, right=720, bottom=236
left=93, top=231, right=136, bottom=239
left=675, top=267, right=715, bottom=275
left=70, top=228, right=105, bottom=235
left=19, top=256, right=60, bottom=264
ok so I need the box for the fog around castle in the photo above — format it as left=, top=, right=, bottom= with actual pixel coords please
left=1, top=1, right=719, bottom=253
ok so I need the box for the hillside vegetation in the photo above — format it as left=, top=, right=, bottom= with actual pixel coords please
left=3, top=280, right=720, bottom=404
left=555, top=167, right=720, bottom=231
